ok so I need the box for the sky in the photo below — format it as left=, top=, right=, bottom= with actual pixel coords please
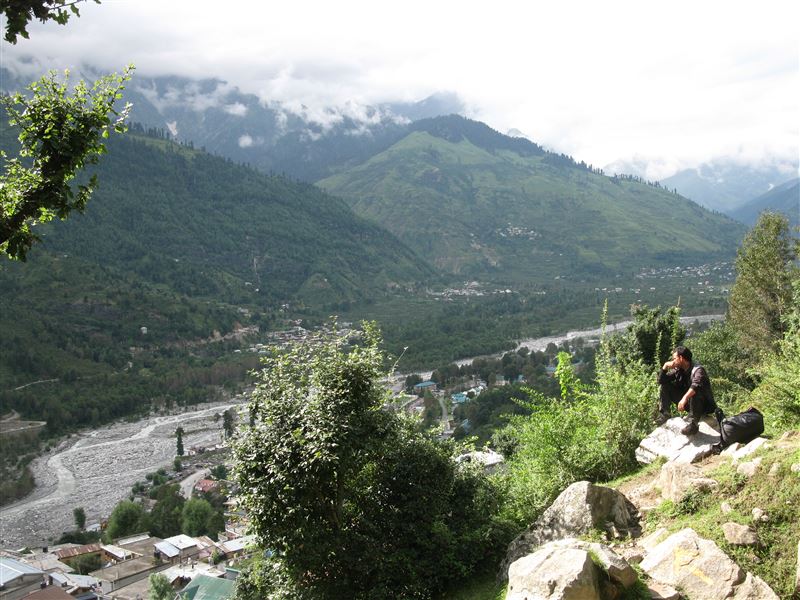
left=1, top=0, right=798, bottom=179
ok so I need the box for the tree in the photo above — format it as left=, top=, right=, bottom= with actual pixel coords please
left=105, top=500, right=146, bottom=540
left=728, top=212, right=798, bottom=359
left=175, top=426, right=184, bottom=456
left=148, top=573, right=173, bottom=600
left=181, top=497, right=219, bottom=537
left=149, top=484, right=185, bottom=539
left=606, top=304, right=685, bottom=370
left=72, top=506, right=86, bottom=529
left=232, top=324, right=510, bottom=599
left=222, top=408, right=235, bottom=438
left=1, top=66, right=133, bottom=259
left=0, top=0, right=100, bottom=43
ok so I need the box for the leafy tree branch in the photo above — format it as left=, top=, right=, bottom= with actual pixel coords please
left=1, top=65, right=134, bottom=260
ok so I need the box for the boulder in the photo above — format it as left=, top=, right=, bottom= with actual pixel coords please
left=506, top=543, right=600, bottom=600
left=722, top=522, right=758, bottom=546
left=546, top=538, right=638, bottom=589
left=499, top=481, right=639, bottom=581
left=641, top=528, right=745, bottom=600
left=737, top=457, right=763, bottom=478
left=636, top=415, right=720, bottom=465
left=730, top=438, right=770, bottom=462
left=751, top=508, right=768, bottom=523
left=647, top=581, right=681, bottom=600
left=731, top=572, right=780, bottom=599
left=659, top=462, right=718, bottom=502
left=639, top=527, right=669, bottom=552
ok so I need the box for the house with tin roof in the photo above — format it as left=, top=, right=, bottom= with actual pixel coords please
left=0, top=557, right=45, bottom=599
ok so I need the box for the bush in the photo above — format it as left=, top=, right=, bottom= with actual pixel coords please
left=501, top=339, right=656, bottom=525
left=232, top=323, right=511, bottom=599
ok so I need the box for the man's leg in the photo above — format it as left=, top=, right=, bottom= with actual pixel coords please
left=681, top=395, right=713, bottom=435
left=656, top=382, right=679, bottom=425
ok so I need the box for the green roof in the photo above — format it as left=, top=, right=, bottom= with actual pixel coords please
left=179, top=575, right=235, bottom=600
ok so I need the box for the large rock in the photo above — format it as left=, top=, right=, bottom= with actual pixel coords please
left=729, top=437, right=770, bottom=462
left=722, top=522, right=758, bottom=546
left=499, top=481, right=639, bottom=580
left=506, top=542, right=600, bottom=600
left=731, top=572, right=780, bottom=599
left=545, top=538, right=638, bottom=589
left=659, top=462, right=718, bottom=502
left=636, top=415, right=720, bottom=465
left=641, top=528, right=745, bottom=599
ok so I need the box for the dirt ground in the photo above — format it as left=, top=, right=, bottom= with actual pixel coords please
left=0, top=399, right=245, bottom=549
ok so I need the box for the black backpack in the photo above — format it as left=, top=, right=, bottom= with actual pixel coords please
left=714, top=406, right=765, bottom=450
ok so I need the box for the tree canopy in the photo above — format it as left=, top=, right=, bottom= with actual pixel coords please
left=728, top=211, right=798, bottom=358
left=1, top=66, right=133, bottom=260
left=232, top=324, right=510, bottom=598
left=0, top=0, right=99, bottom=43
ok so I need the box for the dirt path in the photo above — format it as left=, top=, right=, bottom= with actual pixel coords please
left=0, top=401, right=244, bottom=548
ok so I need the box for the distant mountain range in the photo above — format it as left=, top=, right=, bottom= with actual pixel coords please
left=659, top=160, right=798, bottom=215
left=730, top=178, right=799, bottom=227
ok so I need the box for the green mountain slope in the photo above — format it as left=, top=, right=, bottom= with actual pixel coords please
left=319, top=116, right=746, bottom=283
left=36, top=130, right=434, bottom=306
left=730, top=177, right=799, bottom=227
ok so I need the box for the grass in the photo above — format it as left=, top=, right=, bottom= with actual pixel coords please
left=639, top=436, right=800, bottom=598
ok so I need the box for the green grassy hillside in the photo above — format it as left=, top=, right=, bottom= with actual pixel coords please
left=36, top=131, right=434, bottom=307
left=319, top=116, right=746, bottom=283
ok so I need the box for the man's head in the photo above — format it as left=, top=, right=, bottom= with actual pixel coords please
left=673, top=346, right=693, bottom=369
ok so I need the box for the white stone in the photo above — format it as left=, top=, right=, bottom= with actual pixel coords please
left=636, top=416, right=720, bottom=465
left=751, top=508, right=768, bottom=522
left=768, top=463, right=781, bottom=478
left=791, top=463, right=800, bottom=474
left=659, top=462, right=718, bottom=502
left=721, top=501, right=733, bottom=514
left=641, top=528, right=745, bottom=600
left=737, top=457, right=763, bottom=478
left=731, top=572, right=780, bottom=599
left=647, top=581, right=681, bottom=600
left=722, top=522, right=758, bottom=546
left=507, top=544, right=600, bottom=600
left=732, top=438, right=769, bottom=462
left=639, top=527, right=669, bottom=552
left=722, top=442, right=742, bottom=456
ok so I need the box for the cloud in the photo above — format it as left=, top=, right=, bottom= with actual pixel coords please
left=2, top=0, right=797, bottom=174
left=238, top=134, right=254, bottom=148
left=224, top=102, right=248, bottom=117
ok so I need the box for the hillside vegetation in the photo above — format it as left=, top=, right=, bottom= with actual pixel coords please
left=319, top=116, right=746, bottom=282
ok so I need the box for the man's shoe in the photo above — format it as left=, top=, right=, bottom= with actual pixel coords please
left=654, top=412, right=670, bottom=426
left=681, top=420, right=699, bottom=436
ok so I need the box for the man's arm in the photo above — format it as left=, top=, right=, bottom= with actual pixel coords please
left=677, top=388, right=695, bottom=411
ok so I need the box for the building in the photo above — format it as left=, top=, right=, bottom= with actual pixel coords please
left=178, top=574, right=234, bottom=600
left=412, top=381, right=437, bottom=395
left=0, top=557, right=45, bottom=600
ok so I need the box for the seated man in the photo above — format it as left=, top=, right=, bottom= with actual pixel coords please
left=656, top=346, right=717, bottom=435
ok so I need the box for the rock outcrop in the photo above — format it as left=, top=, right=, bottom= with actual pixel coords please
left=506, top=538, right=637, bottom=600
left=641, top=528, right=745, bottom=599
left=640, top=528, right=780, bottom=599
left=499, top=481, right=639, bottom=580
left=658, top=461, right=718, bottom=502
left=506, top=543, right=600, bottom=600
left=636, top=415, right=720, bottom=464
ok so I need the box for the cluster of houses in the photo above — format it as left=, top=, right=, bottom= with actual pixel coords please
left=0, top=531, right=253, bottom=600
left=0, top=511, right=254, bottom=600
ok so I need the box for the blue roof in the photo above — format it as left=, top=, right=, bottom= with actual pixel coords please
left=179, top=574, right=235, bottom=600
left=0, top=557, right=43, bottom=586
left=451, top=393, right=468, bottom=403
left=413, top=380, right=437, bottom=388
